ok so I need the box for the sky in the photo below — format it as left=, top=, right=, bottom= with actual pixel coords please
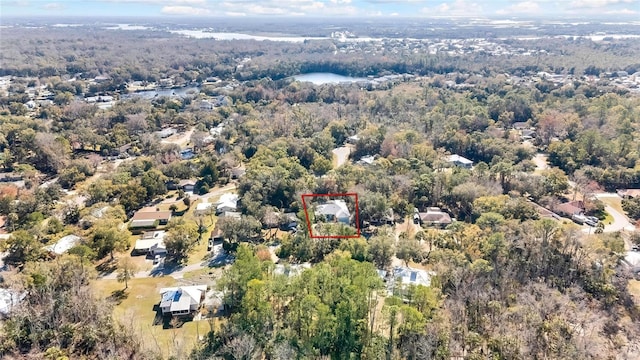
left=1, top=0, right=638, bottom=18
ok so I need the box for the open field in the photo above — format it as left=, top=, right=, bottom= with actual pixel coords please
left=93, top=277, right=214, bottom=358
left=600, top=196, right=625, bottom=215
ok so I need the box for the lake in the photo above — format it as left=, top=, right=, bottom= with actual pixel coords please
left=122, top=86, right=200, bottom=100
left=293, top=73, right=366, bottom=85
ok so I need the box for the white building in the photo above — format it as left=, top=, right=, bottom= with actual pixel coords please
left=158, top=285, right=207, bottom=316
left=216, top=193, right=239, bottom=215
left=315, top=200, right=351, bottom=224
left=133, top=231, right=166, bottom=255
left=447, top=154, right=473, bottom=169
left=44, top=235, right=81, bottom=255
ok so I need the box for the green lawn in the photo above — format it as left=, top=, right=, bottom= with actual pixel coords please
left=601, top=211, right=614, bottom=226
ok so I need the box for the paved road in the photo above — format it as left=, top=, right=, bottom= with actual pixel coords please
left=595, top=193, right=636, bottom=232
left=332, top=146, right=351, bottom=167
left=98, top=249, right=233, bottom=281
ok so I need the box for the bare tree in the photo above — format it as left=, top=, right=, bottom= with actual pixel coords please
left=220, top=333, right=261, bottom=360
left=117, top=257, right=138, bottom=290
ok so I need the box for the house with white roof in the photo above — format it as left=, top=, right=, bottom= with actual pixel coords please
left=158, top=285, right=207, bottom=317
left=388, top=266, right=435, bottom=298
left=447, top=154, right=473, bottom=169
left=44, top=235, right=81, bottom=255
left=133, top=231, right=166, bottom=256
left=215, top=193, right=239, bottom=215
left=315, top=200, right=351, bottom=224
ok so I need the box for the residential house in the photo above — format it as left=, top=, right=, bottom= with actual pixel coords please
left=210, top=124, right=225, bottom=137
left=554, top=200, right=584, bottom=217
left=273, top=263, right=311, bottom=277
left=617, top=189, right=640, bottom=199
left=158, top=78, right=174, bottom=88
left=346, top=134, right=360, bottom=144
left=94, top=75, right=111, bottom=83
left=44, top=235, right=81, bottom=255
left=199, top=100, right=214, bottom=111
left=158, top=285, right=207, bottom=317
left=156, top=128, right=177, bottom=139
left=356, top=155, right=376, bottom=166
left=315, top=200, right=351, bottom=224
left=393, top=266, right=433, bottom=288
left=512, top=122, right=529, bottom=130
left=520, top=129, right=537, bottom=140
left=179, top=179, right=197, bottom=193
left=130, top=210, right=172, bottom=232
left=216, top=193, right=239, bottom=215
left=133, top=231, right=166, bottom=255
left=447, top=154, right=473, bottom=169
left=414, top=207, right=452, bottom=228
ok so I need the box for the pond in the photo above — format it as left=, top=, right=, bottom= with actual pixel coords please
left=293, top=73, right=367, bottom=85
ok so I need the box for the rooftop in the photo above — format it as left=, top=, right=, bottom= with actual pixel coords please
left=447, top=154, right=473, bottom=165
left=131, top=210, right=172, bottom=221
left=44, top=235, right=81, bottom=255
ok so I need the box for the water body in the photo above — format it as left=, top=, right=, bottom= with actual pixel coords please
left=122, top=86, right=200, bottom=100
left=293, top=73, right=366, bottom=85
left=169, top=30, right=326, bottom=42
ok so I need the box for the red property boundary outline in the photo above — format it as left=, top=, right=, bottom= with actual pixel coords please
left=301, top=193, right=360, bottom=239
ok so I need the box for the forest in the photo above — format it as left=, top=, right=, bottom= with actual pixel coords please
left=0, top=21, right=640, bottom=360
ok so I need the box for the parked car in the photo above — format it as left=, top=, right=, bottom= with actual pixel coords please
left=632, top=245, right=639, bottom=252
left=585, top=219, right=598, bottom=227
left=586, top=216, right=599, bottom=223
left=153, top=254, right=162, bottom=265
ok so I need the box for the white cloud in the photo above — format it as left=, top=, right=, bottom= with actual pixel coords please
left=569, top=0, right=635, bottom=8
left=104, top=0, right=206, bottom=3
left=3, top=0, right=30, bottom=6
left=604, top=7, right=638, bottom=13
left=496, top=1, right=541, bottom=15
left=42, top=2, right=65, bottom=10
left=161, top=5, right=211, bottom=15
left=421, top=0, right=483, bottom=17
left=217, top=0, right=358, bottom=16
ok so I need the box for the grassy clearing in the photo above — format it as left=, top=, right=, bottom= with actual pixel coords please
left=600, top=196, right=625, bottom=215
left=93, top=277, right=207, bottom=359
left=601, top=211, right=614, bottom=226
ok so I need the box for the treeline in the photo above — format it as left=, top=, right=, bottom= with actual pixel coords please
left=190, top=219, right=639, bottom=359
left=0, top=256, right=153, bottom=359
left=2, top=26, right=640, bottom=82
